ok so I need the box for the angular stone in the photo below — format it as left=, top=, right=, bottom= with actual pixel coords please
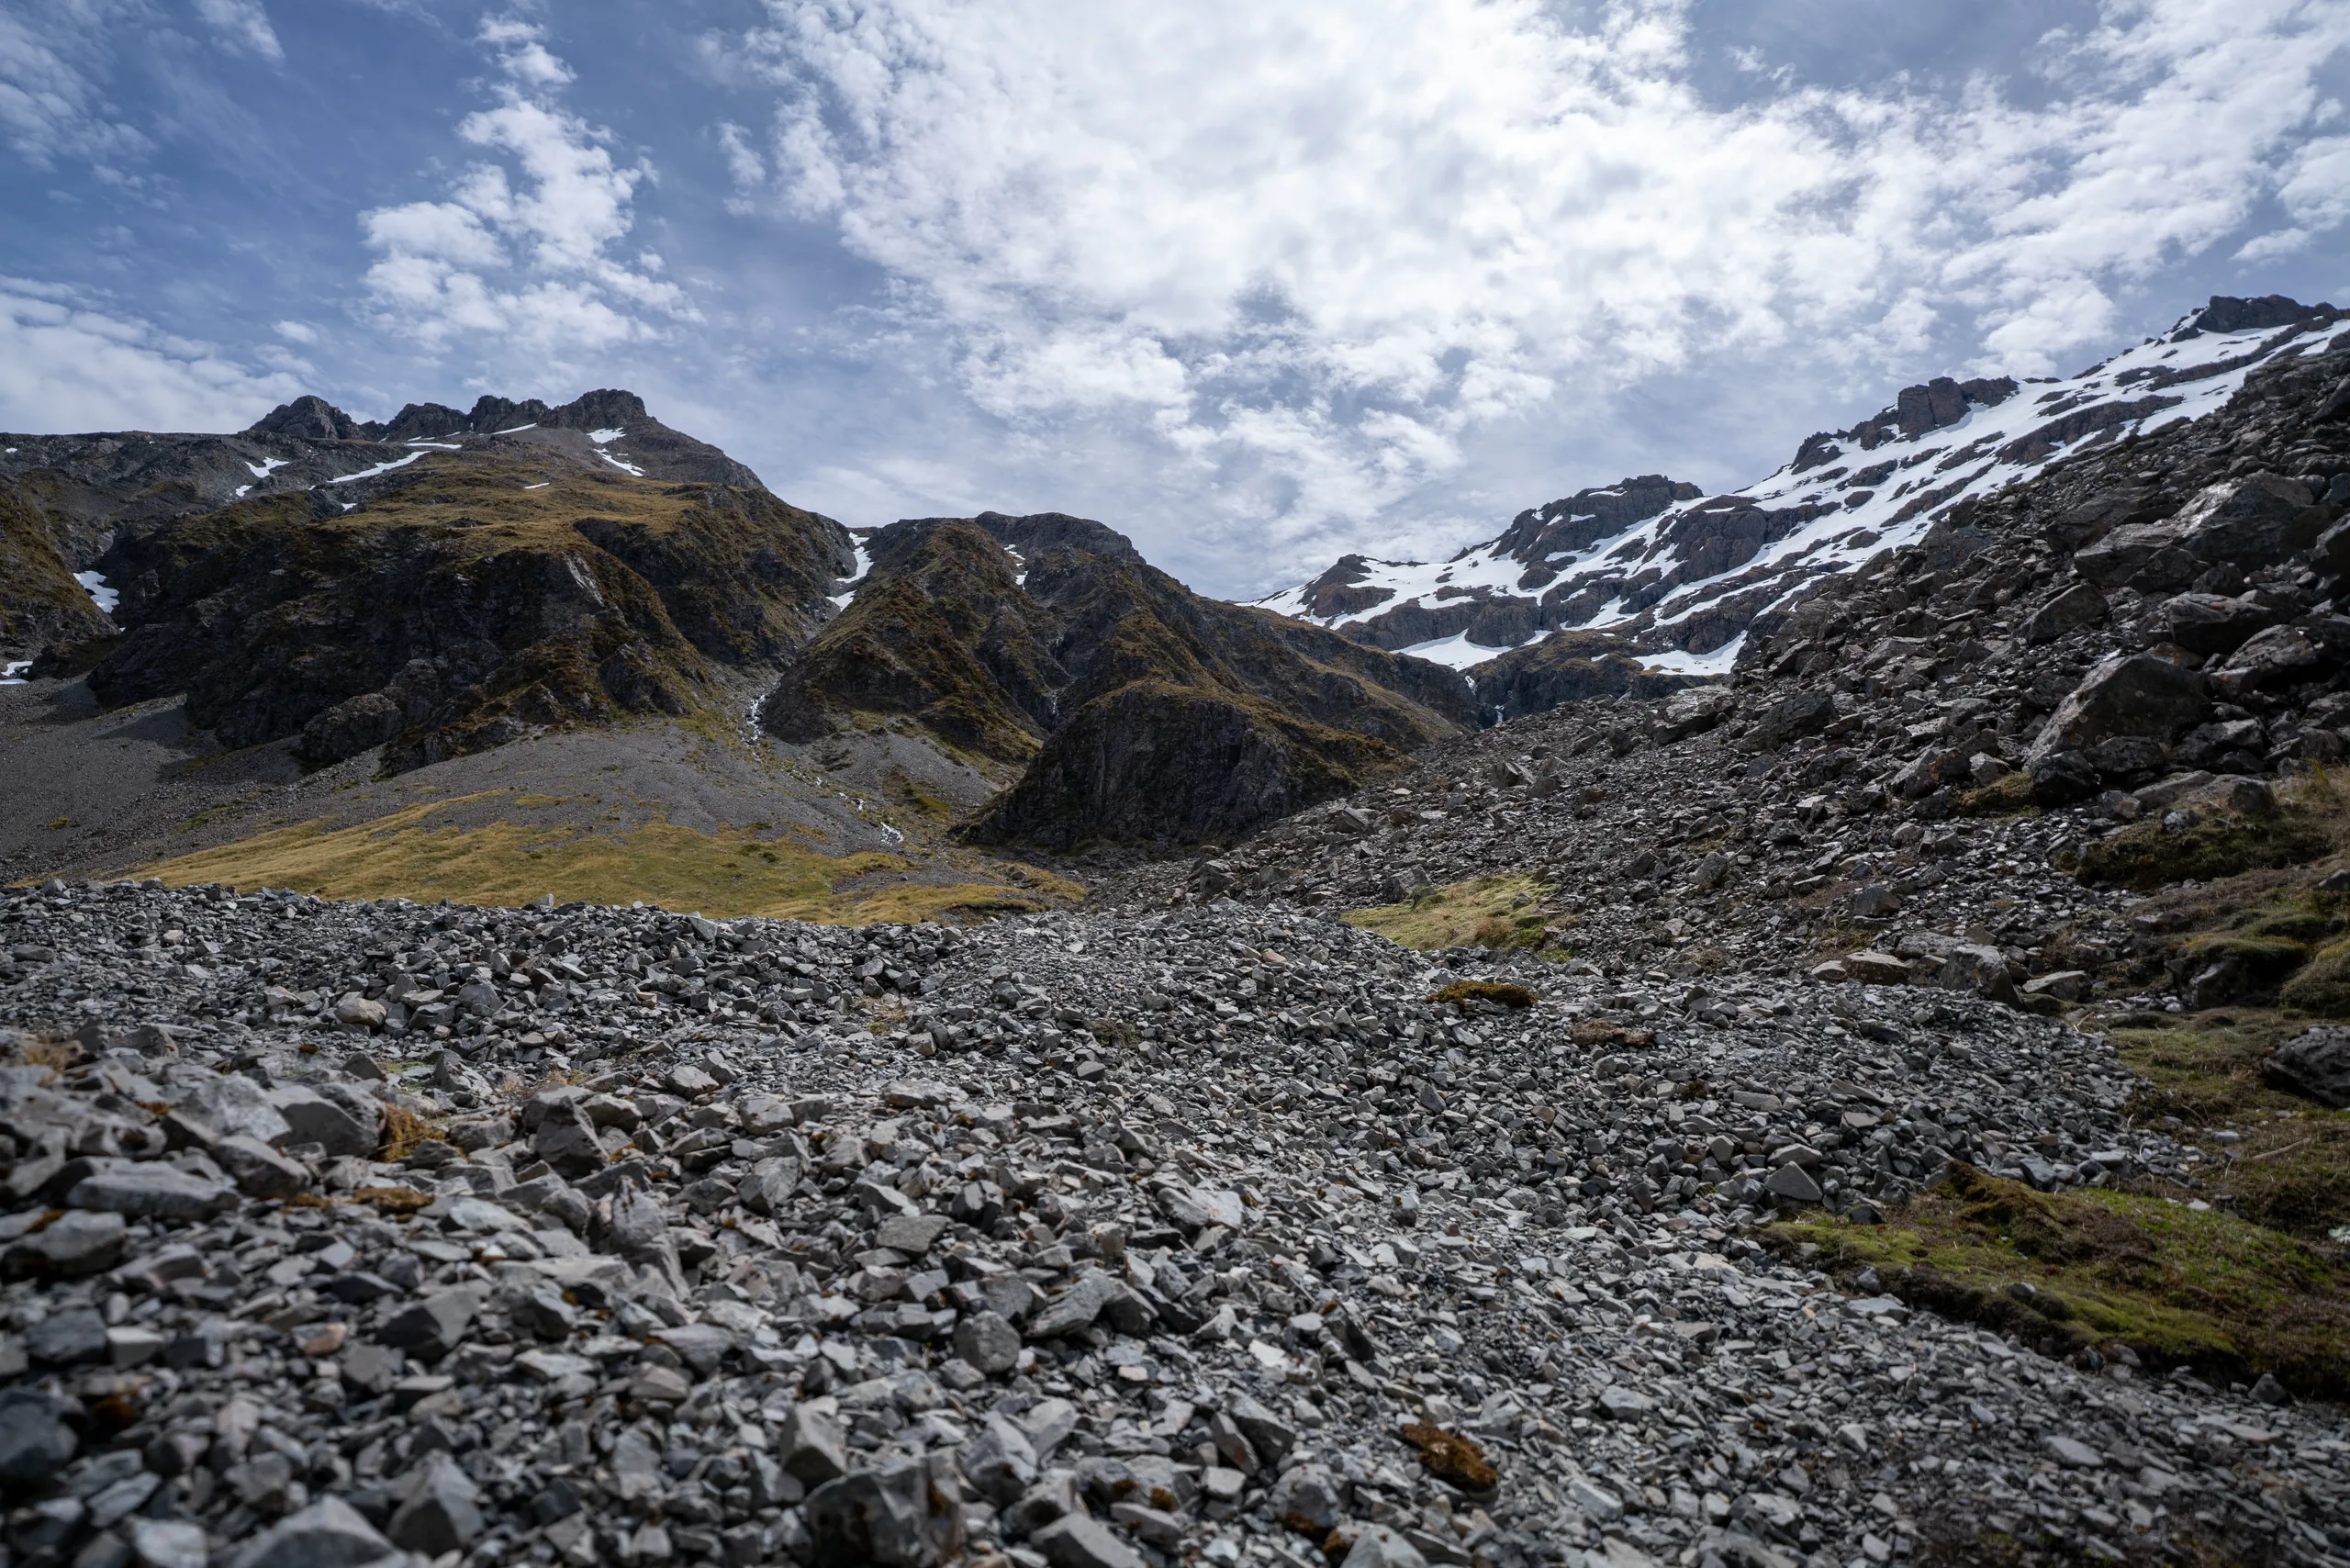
left=1269, top=1464, right=1345, bottom=1531
left=952, top=1309, right=1021, bottom=1377
left=214, top=1135, right=311, bottom=1198
left=165, top=1074, right=291, bottom=1148
left=5, top=1210, right=127, bottom=1277
left=958, top=1411, right=1039, bottom=1504
left=1341, top=1526, right=1430, bottom=1568
left=875, top=1212, right=949, bottom=1254
left=2023, top=970, right=2092, bottom=1003
left=387, top=1452, right=485, bottom=1554
left=1764, top=1162, right=1823, bottom=1204
left=2027, top=653, right=2208, bottom=767
left=267, top=1085, right=379, bottom=1159
left=1225, top=1392, right=1296, bottom=1464
left=1027, top=1270, right=1120, bottom=1338
left=67, top=1164, right=237, bottom=1220
left=2021, top=582, right=2108, bottom=644
left=377, top=1289, right=482, bottom=1360
left=0, top=1387, right=78, bottom=1483
left=127, top=1518, right=207, bottom=1568
left=779, top=1403, right=849, bottom=1486
left=532, top=1104, right=608, bottom=1178
left=1029, top=1514, right=1144, bottom=1568
left=28, top=1307, right=108, bottom=1364
left=802, top=1457, right=961, bottom=1568
left=2043, top=1435, right=2104, bottom=1469
left=228, top=1496, right=394, bottom=1568
left=2266, top=1027, right=2350, bottom=1108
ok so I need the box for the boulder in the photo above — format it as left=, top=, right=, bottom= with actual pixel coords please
left=0, top=1387, right=79, bottom=1483
left=228, top=1496, right=392, bottom=1568
left=3, top=1210, right=127, bottom=1277
left=66, top=1165, right=238, bottom=1220
left=801, top=1456, right=962, bottom=1568
left=2210, top=619, right=2350, bottom=700
left=2142, top=592, right=2285, bottom=658
left=1750, top=689, right=1836, bottom=749
left=2265, top=1028, right=2350, bottom=1108
left=2021, top=582, right=2109, bottom=644
left=2026, top=654, right=2208, bottom=768
left=1937, top=945, right=2019, bottom=1006
left=2075, top=476, right=2325, bottom=588
left=386, top=1452, right=485, bottom=1555
left=266, top=1084, right=380, bottom=1159
left=377, top=1288, right=483, bottom=1360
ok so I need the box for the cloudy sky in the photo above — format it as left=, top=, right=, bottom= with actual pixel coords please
left=5, top=1, right=2348, bottom=597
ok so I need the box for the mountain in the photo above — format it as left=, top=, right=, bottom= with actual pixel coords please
left=1257, top=295, right=2347, bottom=717
left=13, top=391, right=853, bottom=774
left=759, top=510, right=1477, bottom=847
left=0, top=392, right=1473, bottom=892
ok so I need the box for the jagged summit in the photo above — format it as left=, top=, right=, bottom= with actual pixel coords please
left=1258, top=294, right=2347, bottom=698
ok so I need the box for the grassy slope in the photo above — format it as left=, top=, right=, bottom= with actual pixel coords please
left=1344, top=874, right=1556, bottom=951
left=137, top=792, right=1083, bottom=925
left=1775, top=1163, right=2350, bottom=1397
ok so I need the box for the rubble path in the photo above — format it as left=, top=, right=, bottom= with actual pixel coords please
left=1, top=879, right=2345, bottom=1568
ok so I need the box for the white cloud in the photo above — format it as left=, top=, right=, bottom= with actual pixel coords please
left=191, top=0, right=283, bottom=63
left=0, top=0, right=153, bottom=172
left=359, top=19, right=697, bottom=360
left=724, top=0, right=2350, bottom=584
left=273, top=319, right=317, bottom=342
left=0, top=276, right=298, bottom=432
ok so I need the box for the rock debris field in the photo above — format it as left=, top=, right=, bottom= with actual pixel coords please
left=3, top=877, right=2347, bottom=1568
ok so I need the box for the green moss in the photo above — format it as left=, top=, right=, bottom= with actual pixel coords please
left=1345, top=875, right=1553, bottom=951
left=1953, top=769, right=2033, bottom=816
left=1772, top=1163, right=2350, bottom=1397
left=2277, top=937, right=2350, bottom=1016
left=2076, top=809, right=2332, bottom=890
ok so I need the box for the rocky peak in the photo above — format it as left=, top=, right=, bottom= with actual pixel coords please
left=245, top=395, right=362, bottom=442
left=1260, top=292, right=2349, bottom=705
left=2188, top=293, right=2342, bottom=336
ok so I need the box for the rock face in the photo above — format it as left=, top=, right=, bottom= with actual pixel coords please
left=765, top=511, right=1476, bottom=846
left=48, top=433, right=851, bottom=773
left=1258, top=295, right=2345, bottom=707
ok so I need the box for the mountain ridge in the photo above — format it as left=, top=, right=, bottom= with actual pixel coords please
left=1257, top=295, right=2348, bottom=709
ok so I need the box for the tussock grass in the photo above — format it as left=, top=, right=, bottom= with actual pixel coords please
left=134, top=797, right=1080, bottom=925
left=1774, top=1162, right=2350, bottom=1397
left=1344, top=874, right=1552, bottom=951
left=2076, top=768, right=2349, bottom=891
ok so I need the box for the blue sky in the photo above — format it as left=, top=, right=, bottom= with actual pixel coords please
left=5, top=1, right=2348, bottom=598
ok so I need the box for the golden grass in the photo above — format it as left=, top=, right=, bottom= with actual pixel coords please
left=323, top=451, right=699, bottom=545
left=133, top=796, right=1082, bottom=924
left=1343, top=874, right=1551, bottom=951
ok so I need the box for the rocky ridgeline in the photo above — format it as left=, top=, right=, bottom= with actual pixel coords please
left=1170, top=311, right=2350, bottom=1020
left=2, top=878, right=2347, bottom=1568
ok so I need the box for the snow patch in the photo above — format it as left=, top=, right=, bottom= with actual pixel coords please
left=496, top=423, right=537, bottom=433
left=1, top=660, right=30, bottom=685
left=588, top=427, right=624, bottom=444
left=74, top=571, right=118, bottom=616
left=327, top=452, right=426, bottom=484
left=234, top=485, right=252, bottom=498
left=244, top=456, right=289, bottom=480
left=1637, top=634, right=1746, bottom=676
left=830, top=540, right=876, bottom=610
left=597, top=452, right=645, bottom=476
left=404, top=440, right=463, bottom=450
left=1393, top=629, right=1526, bottom=672
left=522, top=481, right=550, bottom=490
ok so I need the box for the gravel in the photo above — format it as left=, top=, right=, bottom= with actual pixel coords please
left=2, top=874, right=2346, bottom=1568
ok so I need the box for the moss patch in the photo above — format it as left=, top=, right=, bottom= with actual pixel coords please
left=1952, top=769, right=2033, bottom=816
left=1344, top=875, right=1552, bottom=951
left=132, top=796, right=1080, bottom=925
left=1772, top=1163, right=2350, bottom=1397
left=2075, top=772, right=2350, bottom=892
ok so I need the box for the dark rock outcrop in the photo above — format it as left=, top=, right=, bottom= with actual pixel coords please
left=767, top=511, right=1474, bottom=846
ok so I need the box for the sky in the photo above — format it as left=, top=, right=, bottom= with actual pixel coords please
left=4, top=1, right=2348, bottom=599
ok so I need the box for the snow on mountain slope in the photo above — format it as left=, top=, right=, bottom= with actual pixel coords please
left=1255, top=295, right=2346, bottom=675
